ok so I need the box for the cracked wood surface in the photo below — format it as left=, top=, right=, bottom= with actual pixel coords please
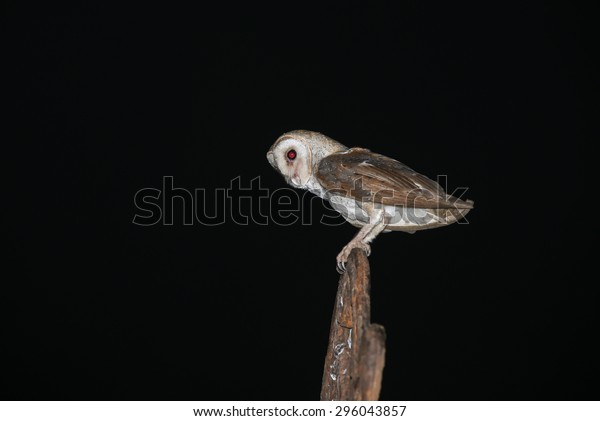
left=320, top=249, right=386, bottom=401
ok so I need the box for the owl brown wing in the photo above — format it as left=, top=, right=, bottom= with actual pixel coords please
left=316, top=148, right=473, bottom=209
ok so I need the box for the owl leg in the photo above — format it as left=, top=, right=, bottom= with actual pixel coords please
left=336, top=208, right=388, bottom=273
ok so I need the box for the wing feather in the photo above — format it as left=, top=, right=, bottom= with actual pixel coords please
left=316, top=148, right=473, bottom=209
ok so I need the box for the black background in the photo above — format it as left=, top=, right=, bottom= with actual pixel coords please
left=4, top=2, right=595, bottom=400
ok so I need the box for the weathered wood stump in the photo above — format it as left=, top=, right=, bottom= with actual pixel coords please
left=320, top=249, right=386, bottom=401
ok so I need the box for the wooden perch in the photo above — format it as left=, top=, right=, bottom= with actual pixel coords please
left=320, top=249, right=386, bottom=401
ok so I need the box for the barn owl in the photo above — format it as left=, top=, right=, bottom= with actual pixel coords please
left=267, top=130, right=473, bottom=273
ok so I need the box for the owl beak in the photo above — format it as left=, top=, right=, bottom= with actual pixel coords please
left=291, top=175, right=302, bottom=187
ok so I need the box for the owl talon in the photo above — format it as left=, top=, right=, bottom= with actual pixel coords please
left=336, top=241, right=371, bottom=273
left=336, top=252, right=348, bottom=273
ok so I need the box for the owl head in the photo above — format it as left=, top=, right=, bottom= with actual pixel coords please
left=267, top=130, right=347, bottom=188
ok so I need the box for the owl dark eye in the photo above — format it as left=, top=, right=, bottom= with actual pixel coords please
left=286, top=149, right=297, bottom=160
